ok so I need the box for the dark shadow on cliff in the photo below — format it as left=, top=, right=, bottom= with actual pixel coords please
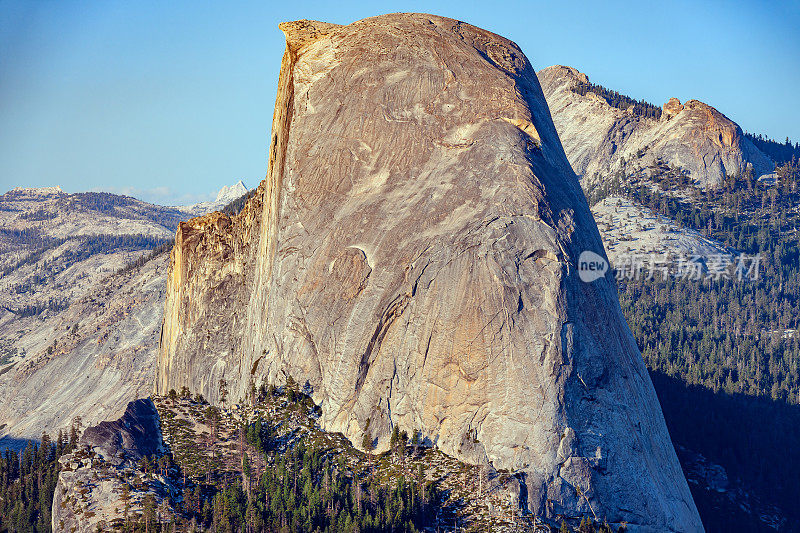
left=651, top=370, right=800, bottom=532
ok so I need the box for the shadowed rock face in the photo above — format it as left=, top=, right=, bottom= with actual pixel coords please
left=538, top=65, right=773, bottom=187
left=156, top=13, right=702, bottom=530
left=81, top=398, right=163, bottom=468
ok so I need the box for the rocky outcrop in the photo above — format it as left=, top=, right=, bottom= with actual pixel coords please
left=662, top=97, right=684, bottom=120
left=52, top=400, right=173, bottom=532
left=538, top=65, right=774, bottom=187
left=591, top=196, right=732, bottom=270
left=156, top=14, right=702, bottom=530
left=81, top=398, right=163, bottom=467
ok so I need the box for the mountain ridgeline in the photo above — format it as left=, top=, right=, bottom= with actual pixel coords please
left=538, top=65, right=778, bottom=188
left=0, top=182, right=250, bottom=453
left=571, top=78, right=663, bottom=120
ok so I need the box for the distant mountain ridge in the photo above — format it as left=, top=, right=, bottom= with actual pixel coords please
left=538, top=65, right=776, bottom=187
left=0, top=180, right=249, bottom=448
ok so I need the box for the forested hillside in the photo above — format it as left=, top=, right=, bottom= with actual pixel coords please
left=52, top=385, right=550, bottom=532
left=0, top=422, right=81, bottom=532
left=744, top=133, right=800, bottom=165
left=607, top=161, right=800, bottom=402
left=593, top=159, right=800, bottom=530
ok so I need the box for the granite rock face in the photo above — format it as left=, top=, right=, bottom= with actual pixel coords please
left=0, top=254, right=167, bottom=448
left=156, top=14, right=702, bottom=530
left=80, top=398, right=163, bottom=468
left=538, top=65, right=773, bottom=187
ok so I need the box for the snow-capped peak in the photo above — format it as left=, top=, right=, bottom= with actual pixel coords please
left=214, top=180, right=248, bottom=204
left=178, top=180, right=250, bottom=215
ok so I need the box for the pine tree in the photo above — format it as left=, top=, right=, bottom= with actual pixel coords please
left=143, top=493, right=156, bottom=532
left=361, top=432, right=374, bottom=453
left=218, top=378, right=228, bottom=409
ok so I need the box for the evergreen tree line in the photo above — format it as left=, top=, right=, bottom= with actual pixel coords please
left=18, top=209, right=57, bottom=222
left=56, top=192, right=186, bottom=226
left=620, top=273, right=800, bottom=403
left=125, top=386, right=438, bottom=532
left=203, top=439, right=435, bottom=532
left=116, top=239, right=174, bottom=275
left=2, top=233, right=171, bottom=305
left=0, top=233, right=68, bottom=278
left=58, top=192, right=138, bottom=215
left=2, top=233, right=171, bottom=279
left=0, top=422, right=80, bottom=532
left=2, top=298, right=70, bottom=318
left=572, top=80, right=663, bottom=119
left=744, top=132, right=800, bottom=166
left=0, top=228, right=64, bottom=249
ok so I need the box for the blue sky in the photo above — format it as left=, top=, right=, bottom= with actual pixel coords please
left=1, top=0, right=798, bottom=205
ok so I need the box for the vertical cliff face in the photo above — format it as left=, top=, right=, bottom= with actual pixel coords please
left=157, top=14, right=702, bottom=530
